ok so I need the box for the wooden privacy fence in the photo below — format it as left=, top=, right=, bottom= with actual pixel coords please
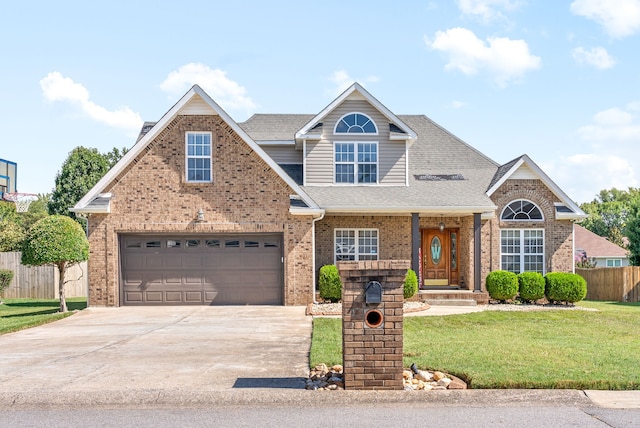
left=0, top=252, right=88, bottom=299
left=577, top=267, right=640, bottom=302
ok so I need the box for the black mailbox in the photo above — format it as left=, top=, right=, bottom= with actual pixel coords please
left=365, top=281, right=382, bottom=304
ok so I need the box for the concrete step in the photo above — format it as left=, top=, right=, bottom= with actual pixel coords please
left=424, top=298, right=478, bottom=306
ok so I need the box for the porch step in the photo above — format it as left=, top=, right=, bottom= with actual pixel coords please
left=424, top=298, right=477, bottom=306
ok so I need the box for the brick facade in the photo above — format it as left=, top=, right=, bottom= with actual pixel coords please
left=86, top=115, right=314, bottom=306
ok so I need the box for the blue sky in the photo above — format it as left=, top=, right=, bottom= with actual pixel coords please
left=1, top=0, right=639, bottom=204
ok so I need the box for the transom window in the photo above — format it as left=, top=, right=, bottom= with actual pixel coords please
left=335, top=229, right=378, bottom=262
left=500, top=229, right=544, bottom=274
left=186, top=132, right=212, bottom=182
left=501, top=200, right=543, bottom=221
left=335, top=113, right=377, bottom=134
left=334, top=142, right=378, bottom=184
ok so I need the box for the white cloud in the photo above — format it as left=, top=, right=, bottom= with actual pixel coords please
left=327, top=70, right=380, bottom=96
left=450, top=100, right=468, bottom=109
left=544, top=154, right=638, bottom=204
left=549, top=102, right=640, bottom=202
left=572, top=46, right=616, bottom=69
left=160, top=63, right=256, bottom=113
left=456, top=0, right=521, bottom=21
left=425, top=27, right=541, bottom=86
left=570, top=0, right=640, bottom=38
left=40, top=72, right=142, bottom=133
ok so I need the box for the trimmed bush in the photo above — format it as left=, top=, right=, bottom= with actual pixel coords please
left=319, top=265, right=342, bottom=303
left=486, top=270, right=518, bottom=302
left=403, top=269, right=418, bottom=299
left=517, top=272, right=545, bottom=303
left=545, top=272, right=587, bottom=304
left=0, top=269, right=14, bottom=302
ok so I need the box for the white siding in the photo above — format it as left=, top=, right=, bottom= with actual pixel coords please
left=304, top=100, right=406, bottom=185
left=180, top=95, right=218, bottom=115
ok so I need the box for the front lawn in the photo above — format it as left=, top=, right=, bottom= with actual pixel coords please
left=0, top=298, right=87, bottom=335
left=310, top=301, right=640, bottom=389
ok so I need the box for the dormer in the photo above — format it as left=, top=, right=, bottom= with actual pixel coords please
left=296, top=83, right=416, bottom=187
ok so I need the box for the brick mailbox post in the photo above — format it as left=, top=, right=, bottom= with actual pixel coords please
left=338, top=260, right=409, bottom=390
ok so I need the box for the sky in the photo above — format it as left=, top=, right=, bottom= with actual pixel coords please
left=1, top=0, right=639, bottom=205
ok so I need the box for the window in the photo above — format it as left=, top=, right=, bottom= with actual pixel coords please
left=335, top=229, right=378, bottom=262
left=186, top=132, right=212, bottom=182
left=500, top=229, right=544, bottom=274
left=501, top=200, right=543, bottom=221
left=334, top=142, right=377, bottom=184
left=606, top=259, right=622, bottom=267
left=335, top=113, right=377, bottom=134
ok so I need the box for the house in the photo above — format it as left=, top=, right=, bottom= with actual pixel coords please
left=72, top=84, right=587, bottom=306
left=574, top=224, right=629, bottom=267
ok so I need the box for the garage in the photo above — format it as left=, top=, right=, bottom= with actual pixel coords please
left=120, top=234, right=283, bottom=305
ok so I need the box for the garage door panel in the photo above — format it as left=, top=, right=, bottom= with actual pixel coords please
left=121, top=234, right=283, bottom=305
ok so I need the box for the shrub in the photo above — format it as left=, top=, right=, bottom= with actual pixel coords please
left=403, top=269, right=418, bottom=299
left=486, top=270, right=518, bottom=302
left=0, top=219, right=26, bottom=252
left=319, top=265, right=342, bottom=303
left=517, top=272, right=545, bottom=303
left=545, top=272, right=588, bottom=304
left=0, top=269, right=14, bottom=302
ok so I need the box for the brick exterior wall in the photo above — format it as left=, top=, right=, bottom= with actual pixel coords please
left=489, top=179, right=575, bottom=274
left=339, top=260, right=407, bottom=390
left=86, top=114, right=314, bottom=306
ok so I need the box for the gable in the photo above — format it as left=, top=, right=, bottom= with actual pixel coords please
left=72, top=85, right=320, bottom=215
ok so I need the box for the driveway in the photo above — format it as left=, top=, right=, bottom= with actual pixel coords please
left=0, top=306, right=311, bottom=394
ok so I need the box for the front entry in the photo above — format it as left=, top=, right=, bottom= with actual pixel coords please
left=421, top=229, right=459, bottom=287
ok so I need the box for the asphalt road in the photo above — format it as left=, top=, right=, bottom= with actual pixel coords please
left=3, top=404, right=640, bottom=428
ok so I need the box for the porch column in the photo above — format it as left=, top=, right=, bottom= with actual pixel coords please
left=474, top=212, right=482, bottom=292
left=411, top=213, right=420, bottom=275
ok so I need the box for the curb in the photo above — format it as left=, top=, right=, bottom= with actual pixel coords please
left=0, top=389, right=592, bottom=410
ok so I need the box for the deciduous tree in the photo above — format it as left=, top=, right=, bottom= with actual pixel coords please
left=21, top=215, right=89, bottom=312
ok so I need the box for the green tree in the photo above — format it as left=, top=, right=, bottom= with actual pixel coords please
left=21, top=215, right=89, bottom=312
left=580, top=187, right=640, bottom=247
left=16, top=194, right=50, bottom=231
left=49, top=147, right=110, bottom=228
left=627, top=204, right=640, bottom=266
left=103, top=146, right=129, bottom=168
left=0, top=219, right=26, bottom=252
left=0, top=200, right=18, bottom=223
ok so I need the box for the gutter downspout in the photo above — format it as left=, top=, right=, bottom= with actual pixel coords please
left=311, top=210, right=326, bottom=304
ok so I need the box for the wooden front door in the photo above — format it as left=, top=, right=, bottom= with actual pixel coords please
left=421, top=229, right=459, bottom=287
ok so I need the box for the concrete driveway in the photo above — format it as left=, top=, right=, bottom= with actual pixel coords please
left=0, top=306, right=311, bottom=394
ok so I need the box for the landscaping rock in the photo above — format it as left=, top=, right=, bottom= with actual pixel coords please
left=306, top=363, right=467, bottom=391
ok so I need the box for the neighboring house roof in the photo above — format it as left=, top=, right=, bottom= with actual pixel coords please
left=71, top=85, right=321, bottom=214
left=486, top=154, right=587, bottom=220
left=574, top=224, right=629, bottom=258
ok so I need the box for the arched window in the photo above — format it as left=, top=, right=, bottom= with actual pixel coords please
left=501, top=200, right=543, bottom=221
left=335, top=113, right=377, bottom=134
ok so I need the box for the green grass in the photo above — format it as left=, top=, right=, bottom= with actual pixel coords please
left=0, top=298, right=87, bottom=335
left=310, top=301, right=640, bottom=390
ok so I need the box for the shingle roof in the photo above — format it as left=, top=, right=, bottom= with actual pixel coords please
left=574, top=225, right=628, bottom=258
left=239, top=114, right=314, bottom=141
left=301, top=115, right=500, bottom=213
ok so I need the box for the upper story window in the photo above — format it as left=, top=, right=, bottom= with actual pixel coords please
left=186, top=132, right=212, bottom=182
left=335, top=142, right=378, bottom=184
left=335, top=113, right=378, bottom=134
left=501, top=200, right=543, bottom=221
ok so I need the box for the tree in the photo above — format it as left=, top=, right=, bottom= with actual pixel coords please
left=21, top=215, right=89, bottom=312
left=0, top=219, right=25, bottom=252
left=103, top=146, right=129, bottom=168
left=579, top=187, right=640, bottom=247
left=627, top=204, right=640, bottom=266
left=49, top=147, right=110, bottom=228
left=16, top=194, right=50, bottom=231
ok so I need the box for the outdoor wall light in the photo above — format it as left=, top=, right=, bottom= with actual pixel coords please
left=196, top=209, right=205, bottom=222
left=439, top=215, right=445, bottom=232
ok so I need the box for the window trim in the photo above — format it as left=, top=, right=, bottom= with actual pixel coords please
left=500, top=228, right=545, bottom=274
left=334, top=112, right=378, bottom=135
left=500, top=199, right=544, bottom=221
left=333, top=141, right=379, bottom=185
left=185, top=131, right=213, bottom=183
left=334, top=228, right=379, bottom=263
